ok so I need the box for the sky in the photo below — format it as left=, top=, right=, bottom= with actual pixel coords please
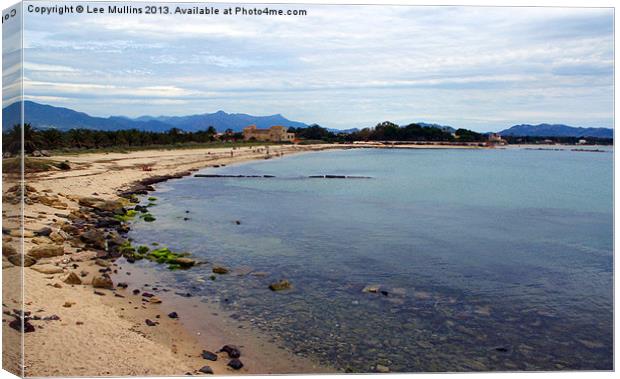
left=4, top=2, right=615, bottom=131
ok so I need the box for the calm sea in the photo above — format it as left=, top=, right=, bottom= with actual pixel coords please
left=128, top=147, right=613, bottom=372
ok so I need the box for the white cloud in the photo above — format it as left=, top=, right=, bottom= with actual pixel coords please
left=16, top=3, right=614, bottom=131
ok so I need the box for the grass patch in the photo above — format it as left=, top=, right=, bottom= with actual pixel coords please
left=2, top=157, right=72, bottom=173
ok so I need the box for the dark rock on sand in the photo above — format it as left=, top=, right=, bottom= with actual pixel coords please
left=133, top=289, right=141, bottom=295
left=63, top=272, right=82, bottom=285
left=201, top=350, right=217, bottom=361
left=8, top=254, right=37, bottom=267
left=9, top=318, right=36, bottom=333
left=227, top=359, right=243, bottom=370
left=34, top=227, right=52, bottom=237
left=198, top=365, right=214, bottom=374
left=80, top=229, right=107, bottom=250
left=168, top=312, right=179, bottom=319
left=145, top=319, right=157, bottom=326
left=142, top=292, right=154, bottom=298
left=219, top=345, right=241, bottom=358
left=117, top=282, right=128, bottom=289
left=92, top=274, right=113, bottom=289
left=28, top=244, right=64, bottom=259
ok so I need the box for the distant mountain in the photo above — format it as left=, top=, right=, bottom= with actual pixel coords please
left=138, top=111, right=308, bottom=132
left=2, top=101, right=309, bottom=132
left=499, top=123, right=613, bottom=138
left=2, top=101, right=174, bottom=132
left=414, top=122, right=456, bottom=133
left=326, top=127, right=360, bottom=134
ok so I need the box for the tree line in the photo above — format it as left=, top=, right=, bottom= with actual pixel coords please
left=289, top=121, right=486, bottom=143
left=2, top=124, right=246, bottom=154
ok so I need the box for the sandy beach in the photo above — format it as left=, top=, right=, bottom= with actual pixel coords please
left=1, top=141, right=496, bottom=376
left=2, top=144, right=340, bottom=377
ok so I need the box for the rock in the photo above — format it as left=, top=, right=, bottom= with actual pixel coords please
left=219, top=345, right=241, bottom=359
left=7, top=254, right=37, bottom=267
left=93, top=290, right=106, bottom=296
left=63, top=272, right=82, bottom=285
left=145, top=319, right=157, bottom=326
left=9, top=318, right=35, bottom=333
left=31, top=237, right=51, bottom=245
left=149, top=297, right=162, bottom=304
left=95, top=258, right=110, bottom=267
left=376, top=364, right=390, bottom=373
left=49, top=231, right=66, bottom=244
left=227, top=359, right=243, bottom=370
left=78, top=197, right=125, bottom=213
left=168, top=312, right=179, bottom=319
left=212, top=266, right=229, bottom=274
left=79, top=270, right=89, bottom=277
left=28, top=244, right=64, bottom=259
left=269, top=279, right=291, bottom=291
left=142, top=292, right=154, bottom=298
left=37, top=196, right=68, bottom=210
left=92, top=275, right=113, bottom=289
left=116, top=282, right=128, bottom=289
left=31, top=264, right=64, bottom=274
left=235, top=220, right=241, bottom=225
left=34, top=227, right=52, bottom=237
left=80, top=229, right=106, bottom=250
left=170, top=257, right=196, bottom=267
left=198, top=365, right=214, bottom=374
left=63, top=301, right=76, bottom=308
left=201, top=350, right=217, bottom=361
left=362, top=284, right=381, bottom=293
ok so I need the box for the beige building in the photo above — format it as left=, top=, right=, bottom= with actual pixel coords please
left=243, top=125, right=295, bottom=142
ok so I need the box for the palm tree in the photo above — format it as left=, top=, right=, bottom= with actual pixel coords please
left=4, top=123, right=41, bottom=155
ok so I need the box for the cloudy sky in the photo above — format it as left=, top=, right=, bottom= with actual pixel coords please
left=7, top=2, right=615, bottom=131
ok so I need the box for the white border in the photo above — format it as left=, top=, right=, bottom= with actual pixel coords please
left=0, top=1, right=616, bottom=379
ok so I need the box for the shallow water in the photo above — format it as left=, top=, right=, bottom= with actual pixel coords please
left=128, top=147, right=613, bottom=372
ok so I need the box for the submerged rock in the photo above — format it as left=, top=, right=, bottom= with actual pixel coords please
left=171, top=257, right=196, bottom=267
left=362, top=284, right=381, bottom=294
left=269, top=279, right=291, bottom=291
left=212, top=266, right=229, bottom=274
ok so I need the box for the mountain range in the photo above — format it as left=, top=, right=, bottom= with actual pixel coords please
left=1, top=101, right=613, bottom=138
left=2, top=101, right=309, bottom=133
left=498, top=123, right=613, bottom=139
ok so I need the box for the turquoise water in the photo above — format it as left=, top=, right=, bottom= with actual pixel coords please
left=128, top=148, right=613, bottom=372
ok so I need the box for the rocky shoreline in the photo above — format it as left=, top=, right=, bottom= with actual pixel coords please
left=2, top=144, right=337, bottom=376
